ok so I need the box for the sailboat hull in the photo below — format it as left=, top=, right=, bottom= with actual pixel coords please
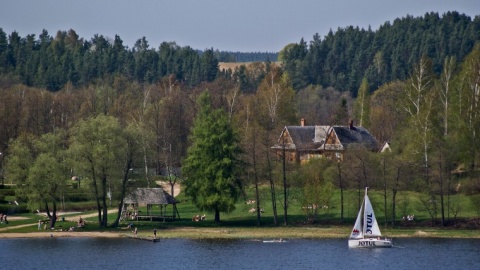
left=348, top=238, right=393, bottom=248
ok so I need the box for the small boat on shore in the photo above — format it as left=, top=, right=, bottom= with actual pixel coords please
left=348, top=187, right=392, bottom=248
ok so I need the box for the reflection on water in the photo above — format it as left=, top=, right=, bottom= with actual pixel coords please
left=0, top=237, right=479, bottom=270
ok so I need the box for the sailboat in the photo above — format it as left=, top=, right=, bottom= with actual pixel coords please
left=348, top=187, right=393, bottom=248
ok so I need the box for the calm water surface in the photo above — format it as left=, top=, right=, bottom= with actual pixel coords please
left=0, top=237, right=479, bottom=270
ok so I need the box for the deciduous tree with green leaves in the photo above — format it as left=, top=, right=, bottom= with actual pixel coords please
left=402, top=56, right=437, bottom=184
left=455, top=44, right=480, bottom=170
left=182, top=91, right=242, bottom=222
left=5, top=131, right=70, bottom=228
left=69, top=115, right=128, bottom=227
left=299, top=158, right=334, bottom=222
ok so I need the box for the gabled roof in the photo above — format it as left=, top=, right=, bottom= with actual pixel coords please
left=273, top=125, right=329, bottom=150
left=379, top=141, right=391, bottom=153
left=272, top=123, right=378, bottom=153
left=124, top=188, right=176, bottom=205
left=326, top=126, right=379, bottom=151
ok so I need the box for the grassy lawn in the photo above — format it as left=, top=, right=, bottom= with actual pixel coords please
left=1, top=187, right=480, bottom=239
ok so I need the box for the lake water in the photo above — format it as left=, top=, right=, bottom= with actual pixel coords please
left=0, top=237, right=479, bottom=270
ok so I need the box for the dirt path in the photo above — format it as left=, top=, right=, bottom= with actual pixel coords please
left=0, top=231, right=122, bottom=238
left=0, top=184, right=179, bottom=234
left=64, top=209, right=118, bottom=222
left=156, top=181, right=181, bottom=197
left=0, top=209, right=119, bottom=233
left=0, top=223, right=35, bottom=232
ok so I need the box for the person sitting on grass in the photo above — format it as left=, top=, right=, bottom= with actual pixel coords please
left=78, top=217, right=85, bottom=227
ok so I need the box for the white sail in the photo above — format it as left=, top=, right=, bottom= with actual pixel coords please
left=363, top=194, right=382, bottom=237
left=349, top=199, right=364, bottom=239
left=348, top=187, right=392, bottom=248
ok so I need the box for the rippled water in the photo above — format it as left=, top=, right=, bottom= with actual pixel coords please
left=0, top=237, right=479, bottom=270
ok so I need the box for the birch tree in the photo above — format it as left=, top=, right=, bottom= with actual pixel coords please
left=255, top=65, right=297, bottom=225
left=402, top=56, right=436, bottom=184
left=439, top=56, right=456, bottom=138
left=238, top=95, right=264, bottom=225
left=456, top=44, right=480, bottom=170
left=353, top=77, right=370, bottom=127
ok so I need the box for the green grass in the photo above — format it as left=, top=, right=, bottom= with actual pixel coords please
left=1, top=187, right=480, bottom=238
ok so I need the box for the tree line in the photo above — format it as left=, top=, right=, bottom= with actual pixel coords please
left=3, top=12, right=479, bottom=96
left=281, top=11, right=480, bottom=95
left=214, top=50, right=278, bottom=62
left=0, top=27, right=276, bottom=92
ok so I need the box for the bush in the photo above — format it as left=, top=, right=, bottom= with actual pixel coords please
left=0, top=204, right=28, bottom=214
left=0, top=189, right=15, bottom=197
left=62, top=201, right=99, bottom=212
left=460, top=177, right=480, bottom=195
left=65, top=192, right=91, bottom=202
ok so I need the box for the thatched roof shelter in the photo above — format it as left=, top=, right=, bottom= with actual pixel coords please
left=124, top=188, right=176, bottom=205
left=123, top=188, right=178, bottom=221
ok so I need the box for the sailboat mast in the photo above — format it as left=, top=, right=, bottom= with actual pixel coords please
left=363, top=187, right=368, bottom=235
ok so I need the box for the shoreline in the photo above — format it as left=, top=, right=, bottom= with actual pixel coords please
left=0, top=231, right=124, bottom=239
left=1, top=226, right=479, bottom=239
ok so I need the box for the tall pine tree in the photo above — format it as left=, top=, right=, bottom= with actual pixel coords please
left=182, top=91, right=242, bottom=222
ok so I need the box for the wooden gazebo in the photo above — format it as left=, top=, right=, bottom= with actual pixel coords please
left=122, top=188, right=179, bottom=222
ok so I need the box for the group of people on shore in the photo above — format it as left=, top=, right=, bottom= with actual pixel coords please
left=130, top=227, right=158, bottom=240
left=192, top=214, right=206, bottom=222
left=125, top=211, right=138, bottom=220
left=402, top=215, right=415, bottom=221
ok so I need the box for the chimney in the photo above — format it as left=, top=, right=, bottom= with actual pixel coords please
left=301, top=118, right=305, bottom=127
left=349, top=120, right=354, bottom=130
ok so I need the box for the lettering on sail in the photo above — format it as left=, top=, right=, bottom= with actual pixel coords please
left=365, top=213, right=373, bottom=234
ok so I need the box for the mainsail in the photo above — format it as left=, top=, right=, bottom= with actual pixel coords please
left=363, top=193, right=381, bottom=237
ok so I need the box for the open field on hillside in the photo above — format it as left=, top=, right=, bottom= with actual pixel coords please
left=218, top=62, right=281, bottom=71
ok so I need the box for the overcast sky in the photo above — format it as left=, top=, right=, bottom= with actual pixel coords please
left=1, top=0, right=479, bottom=52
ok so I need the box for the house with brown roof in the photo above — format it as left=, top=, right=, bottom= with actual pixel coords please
left=272, top=119, right=379, bottom=163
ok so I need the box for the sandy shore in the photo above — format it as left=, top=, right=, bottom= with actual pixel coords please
left=0, top=226, right=350, bottom=239
left=0, top=231, right=125, bottom=239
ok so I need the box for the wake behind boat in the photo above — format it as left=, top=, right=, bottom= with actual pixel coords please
left=263, top=239, right=287, bottom=243
left=348, top=187, right=392, bottom=248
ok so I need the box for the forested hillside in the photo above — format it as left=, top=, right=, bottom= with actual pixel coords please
left=0, top=29, right=275, bottom=92
left=282, top=11, right=480, bottom=95
left=1, top=12, right=478, bottom=94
